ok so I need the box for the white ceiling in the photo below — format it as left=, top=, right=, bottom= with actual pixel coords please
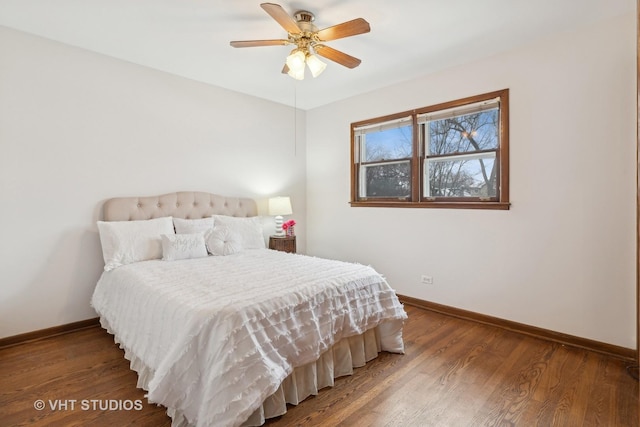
left=0, top=0, right=634, bottom=110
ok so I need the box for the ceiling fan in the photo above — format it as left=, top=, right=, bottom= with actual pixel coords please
left=230, top=3, right=370, bottom=80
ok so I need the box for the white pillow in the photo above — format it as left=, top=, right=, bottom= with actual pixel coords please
left=97, top=216, right=174, bottom=271
left=212, top=215, right=266, bottom=249
left=173, top=217, right=214, bottom=234
left=161, top=233, right=208, bottom=261
left=206, top=227, right=241, bottom=256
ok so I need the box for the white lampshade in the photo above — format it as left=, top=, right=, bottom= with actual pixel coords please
left=268, top=196, right=293, bottom=216
left=286, top=50, right=306, bottom=80
left=306, top=54, right=327, bottom=78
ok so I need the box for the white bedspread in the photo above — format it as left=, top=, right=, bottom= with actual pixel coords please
left=91, top=249, right=407, bottom=427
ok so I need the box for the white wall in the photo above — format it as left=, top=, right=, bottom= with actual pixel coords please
left=0, top=26, right=306, bottom=338
left=306, top=13, right=637, bottom=349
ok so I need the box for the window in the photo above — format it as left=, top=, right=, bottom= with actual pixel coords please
left=354, top=115, right=413, bottom=199
left=351, top=89, right=509, bottom=209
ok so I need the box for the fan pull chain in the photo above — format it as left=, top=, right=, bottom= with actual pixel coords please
left=293, top=83, right=297, bottom=157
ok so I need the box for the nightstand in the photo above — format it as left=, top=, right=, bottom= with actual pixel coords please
left=269, top=235, right=296, bottom=253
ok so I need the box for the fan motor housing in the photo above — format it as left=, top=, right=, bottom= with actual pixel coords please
left=294, top=10, right=317, bottom=33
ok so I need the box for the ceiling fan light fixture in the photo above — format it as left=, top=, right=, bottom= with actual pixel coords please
left=306, top=54, right=327, bottom=78
left=286, top=50, right=306, bottom=80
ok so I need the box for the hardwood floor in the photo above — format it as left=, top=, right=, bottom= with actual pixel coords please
left=1, top=305, right=637, bottom=426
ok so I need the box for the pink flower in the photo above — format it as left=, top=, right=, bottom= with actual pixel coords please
left=283, top=219, right=296, bottom=230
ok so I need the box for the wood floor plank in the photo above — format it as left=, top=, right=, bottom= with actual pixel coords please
left=1, top=305, right=637, bottom=427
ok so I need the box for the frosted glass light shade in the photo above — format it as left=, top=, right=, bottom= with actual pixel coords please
left=306, top=54, right=327, bottom=78
left=286, top=51, right=306, bottom=80
left=287, top=67, right=305, bottom=80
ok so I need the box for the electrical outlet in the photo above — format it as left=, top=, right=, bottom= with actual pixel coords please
left=421, top=275, right=433, bottom=285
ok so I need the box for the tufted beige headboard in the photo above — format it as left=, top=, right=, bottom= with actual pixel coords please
left=103, top=191, right=258, bottom=221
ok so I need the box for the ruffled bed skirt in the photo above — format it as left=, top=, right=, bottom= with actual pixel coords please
left=242, top=323, right=394, bottom=426
left=101, top=317, right=404, bottom=427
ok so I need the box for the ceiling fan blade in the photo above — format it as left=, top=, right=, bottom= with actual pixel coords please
left=261, top=3, right=301, bottom=34
left=316, top=18, right=370, bottom=41
left=230, top=39, right=289, bottom=48
left=314, top=44, right=362, bottom=69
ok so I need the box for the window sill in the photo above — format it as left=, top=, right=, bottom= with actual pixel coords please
left=349, top=201, right=511, bottom=210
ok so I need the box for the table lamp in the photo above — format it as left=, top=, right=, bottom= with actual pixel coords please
left=268, top=196, right=292, bottom=237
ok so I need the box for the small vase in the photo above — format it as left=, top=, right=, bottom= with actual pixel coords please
left=287, top=226, right=295, bottom=237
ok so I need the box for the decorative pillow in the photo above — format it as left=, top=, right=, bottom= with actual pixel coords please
left=161, top=233, right=208, bottom=261
left=97, top=216, right=174, bottom=271
left=173, top=217, right=214, bottom=234
left=211, top=215, right=266, bottom=249
left=206, top=227, right=242, bottom=256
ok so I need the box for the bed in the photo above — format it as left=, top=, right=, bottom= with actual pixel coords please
left=90, top=191, right=407, bottom=427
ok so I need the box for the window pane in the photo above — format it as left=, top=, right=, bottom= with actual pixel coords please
left=425, top=152, right=497, bottom=198
left=361, top=161, right=410, bottom=198
left=428, top=109, right=498, bottom=156
left=362, top=125, right=413, bottom=162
